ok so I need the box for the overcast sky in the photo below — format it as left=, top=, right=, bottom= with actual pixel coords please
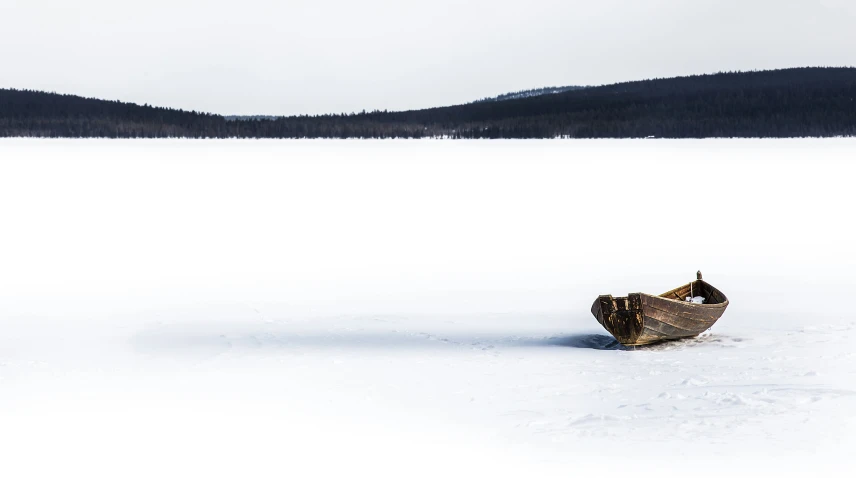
left=2, top=0, right=855, bottom=115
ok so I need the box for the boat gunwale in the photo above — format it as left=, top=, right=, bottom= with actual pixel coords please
left=643, top=292, right=729, bottom=309
left=600, top=280, right=729, bottom=309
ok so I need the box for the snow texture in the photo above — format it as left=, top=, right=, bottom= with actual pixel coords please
left=1, top=139, right=855, bottom=477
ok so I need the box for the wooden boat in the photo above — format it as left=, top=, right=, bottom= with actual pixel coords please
left=591, top=271, right=729, bottom=346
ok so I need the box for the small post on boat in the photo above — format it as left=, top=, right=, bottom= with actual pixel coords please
left=697, top=270, right=703, bottom=281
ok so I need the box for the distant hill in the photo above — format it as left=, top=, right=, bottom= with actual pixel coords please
left=0, top=89, right=223, bottom=137
left=223, top=86, right=590, bottom=121
left=472, top=85, right=587, bottom=103
left=2, top=67, right=856, bottom=138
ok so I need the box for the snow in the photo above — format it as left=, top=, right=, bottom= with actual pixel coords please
left=1, top=138, right=855, bottom=477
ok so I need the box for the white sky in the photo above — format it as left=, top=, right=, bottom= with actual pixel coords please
left=2, top=0, right=855, bottom=115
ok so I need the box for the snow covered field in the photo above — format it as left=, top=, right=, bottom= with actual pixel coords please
left=1, top=139, right=855, bottom=477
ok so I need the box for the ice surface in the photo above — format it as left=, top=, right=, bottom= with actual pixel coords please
left=1, top=139, right=856, bottom=477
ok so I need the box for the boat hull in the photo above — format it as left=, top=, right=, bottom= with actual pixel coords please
left=591, top=279, right=729, bottom=346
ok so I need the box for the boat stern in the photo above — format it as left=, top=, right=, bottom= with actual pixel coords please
left=591, top=294, right=645, bottom=345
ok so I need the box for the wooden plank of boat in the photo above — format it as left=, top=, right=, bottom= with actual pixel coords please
left=590, top=271, right=729, bottom=346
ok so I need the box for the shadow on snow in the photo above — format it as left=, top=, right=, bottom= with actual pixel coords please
left=130, top=325, right=735, bottom=357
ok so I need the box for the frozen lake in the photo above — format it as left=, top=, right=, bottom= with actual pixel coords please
left=1, top=139, right=855, bottom=477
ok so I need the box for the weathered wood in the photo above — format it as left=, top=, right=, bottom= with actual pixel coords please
left=590, top=272, right=729, bottom=346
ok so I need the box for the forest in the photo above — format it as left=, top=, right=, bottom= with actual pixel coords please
left=1, top=67, right=855, bottom=138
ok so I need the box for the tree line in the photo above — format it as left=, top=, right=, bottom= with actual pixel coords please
left=2, top=67, right=855, bottom=138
